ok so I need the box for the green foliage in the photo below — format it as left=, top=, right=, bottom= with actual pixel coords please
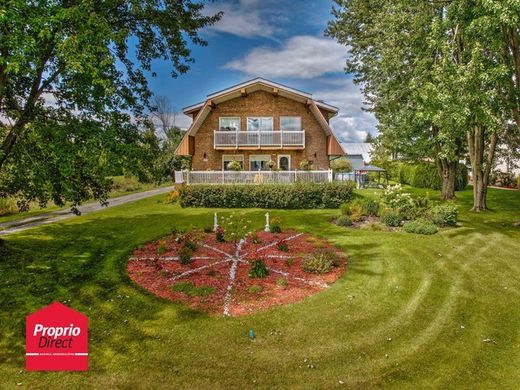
left=157, top=243, right=167, bottom=255
left=271, top=216, right=282, bottom=233
left=179, top=246, right=193, bottom=265
left=340, top=199, right=364, bottom=221
left=249, top=260, right=269, bottom=279
left=299, top=159, right=312, bottom=170
left=276, top=278, right=288, bottom=287
left=227, top=160, right=242, bottom=171
left=302, top=249, right=336, bottom=274
left=0, top=197, right=18, bottom=217
left=221, top=213, right=251, bottom=243
left=336, top=215, right=353, bottom=227
left=330, top=157, right=353, bottom=172
left=429, top=204, right=458, bottom=227
left=0, top=1, right=220, bottom=209
left=380, top=210, right=403, bottom=227
left=203, top=226, right=213, bottom=233
left=179, top=182, right=355, bottom=209
left=215, top=227, right=225, bottom=243
left=184, top=241, right=197, bottom=251
left=403, top=218, right=438, bottom=235
left=170, top=282, right=215, bottom=297
left=248, top=285, right=263, bottom=294
left=361, top=198, right=380, bottom=216
left=277, top=241, right=289, bottom=252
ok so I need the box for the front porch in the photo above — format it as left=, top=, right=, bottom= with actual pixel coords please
left=175, top=170, right=333, bottom=185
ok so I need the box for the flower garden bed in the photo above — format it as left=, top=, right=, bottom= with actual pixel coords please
left=127, top=230, right=347, bottom=316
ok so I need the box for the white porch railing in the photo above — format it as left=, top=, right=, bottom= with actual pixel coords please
left=214, top=130, right=305, bottom=148
left=177, top=170, right=333, bottom=185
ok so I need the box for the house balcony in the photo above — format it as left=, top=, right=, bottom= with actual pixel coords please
left=213, top=130, right=305, bottom=150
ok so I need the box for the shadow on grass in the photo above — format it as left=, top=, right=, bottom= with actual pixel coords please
left=0, top=212, right=216, bottom=367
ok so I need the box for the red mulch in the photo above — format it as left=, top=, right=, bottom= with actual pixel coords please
left=127, top=230, right=347, bottom=316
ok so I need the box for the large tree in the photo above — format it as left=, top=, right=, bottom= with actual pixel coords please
left=0, top=0, right=220, bottom=208
left=327, top=0, right=519, bottom=208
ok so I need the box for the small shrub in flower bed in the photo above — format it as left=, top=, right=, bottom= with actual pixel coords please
left=179, top=182, right=355, bottom=209
left=157, top=243, right=167, bottom=255
left=221, top=212, right=251, bottom=243
left=248, top=285, right=263, bottom=294
left=403, top=218, right=438, bottom=235
left=184, top=240, right=197, bottom=251
left=170, top=282, right=215, bottom=297
left=215, top=226, right=225, bottom=243
left=270, top=216, right=282, bottom=233
left=276, top=278, right=288, bottom=288
left=277, top=240, right=289, bottom=252
left=302, top=249, right=339, bottom=274
left=179, top=246, right=194, bottom=264
left=361, top=198, right=380, bottom=216
left=249, top=259, right=269, bottom=278
left=336, top=216, right=353, bottom=227
left=429, top=204, right=458, bottom=227
left=380, top=210, right=403, bottom=227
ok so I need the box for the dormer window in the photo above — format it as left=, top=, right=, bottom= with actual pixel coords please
left=219, top=117, right=240, bottom=132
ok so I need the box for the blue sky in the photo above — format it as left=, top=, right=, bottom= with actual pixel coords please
left=147, top=0, right=377, bottom=142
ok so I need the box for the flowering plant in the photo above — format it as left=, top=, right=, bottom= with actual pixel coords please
left=221, top=212, right=251, bottom=243
left=165, top=189, right=180, bottom=204
left=380, top=184, right=413, bottom=210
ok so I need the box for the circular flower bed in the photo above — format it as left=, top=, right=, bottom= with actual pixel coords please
left=127, top=229, right=347, bottom=316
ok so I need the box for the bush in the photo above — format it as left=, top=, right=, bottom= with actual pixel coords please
left=429, top=204, right=458, bottom=227
left=336, top=215, right=353, bottom=227
left=0, top=197, right=18, bottom=217
left=277, top=241, right=289, bottom=252
left=330, top=157, right=352, bottom=173
left=221, top=213, right=251, bottom=242
left=380, top=210, right=403, bottom=227
left=179, top=246, right=194, bottom=265
left=411, top=163, right=441, bottom=189
left=249, top=260, right=268, bottom=278
left=170, top=282, right=215, bottom=297
left=302, top=249, right=337, bottom=274
left=403, top=218, right=438, bottom=235
left=179, top=182, right=355, bottom=209
left=215, top=226, right=225, bottom=243
left=248, top=285, right=263, bottom=294
left=361, top=198, right=380, bottom=216
left=184, top=240, right=197, bottom=251
left=157, top=243, right=167, bottom=255
left=203, top=226, right=213, bottom=233
left=276, top=278, right=288, bottom=287
left=340, top=199, right=363, bottom=221
left=270, top=216, right=282, bottom=233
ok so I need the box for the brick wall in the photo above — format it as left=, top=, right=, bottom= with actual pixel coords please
left=192, top=90, right=330, bottom=170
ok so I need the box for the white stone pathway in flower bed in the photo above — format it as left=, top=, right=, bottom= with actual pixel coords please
left=129, top=232, right=329, bottom=316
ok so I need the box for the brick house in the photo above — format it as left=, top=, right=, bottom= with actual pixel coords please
left=175, top=78, right=344, bottom=175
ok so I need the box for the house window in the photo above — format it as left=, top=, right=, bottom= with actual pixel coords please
left=278, top=155, right=291, bottom=171
left=280, top=116, right=301, bottom=131
left=222, top=154, right=244, bottom=170
left=247, top=117, right=273, bottom=132
left=219, top=117, right=240, bottom=132
left=249, top=155, right=271, bottom=171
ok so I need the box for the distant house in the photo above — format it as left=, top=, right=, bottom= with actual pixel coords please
left=174, top=78, right=345, bottom=184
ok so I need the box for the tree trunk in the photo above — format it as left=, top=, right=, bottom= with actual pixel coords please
left=436, top=158, right=457, bottom=200
left=466, top=126, right=498, bottom=211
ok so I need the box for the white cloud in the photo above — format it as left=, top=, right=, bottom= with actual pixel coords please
left=314, top=79, right=378, bottom=142
left=203, top=1, right=276, bottom=38
left=174, top=113, right=193, bottom=130
left=225, top=36, right=347, bottom=79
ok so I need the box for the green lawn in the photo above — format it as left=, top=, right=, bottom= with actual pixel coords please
left=0, top=187, right=519, bottom=388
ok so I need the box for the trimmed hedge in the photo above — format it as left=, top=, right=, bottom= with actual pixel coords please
left=179, top=182, right=356, bottom=209
left=373, top=160, right=468, bottom=191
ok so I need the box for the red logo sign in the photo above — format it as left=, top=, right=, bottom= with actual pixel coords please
left=26, top=302, right=88, bottom=371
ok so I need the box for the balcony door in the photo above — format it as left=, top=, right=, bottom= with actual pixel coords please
left=247, top=117, right=273, bottom=132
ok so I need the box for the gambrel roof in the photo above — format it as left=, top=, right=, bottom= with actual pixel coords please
left=175, top=78, right=343, bottom=156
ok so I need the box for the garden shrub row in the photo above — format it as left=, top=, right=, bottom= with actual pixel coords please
left=179, top=182, right=356, bottom=209
left=372, top=160, right=468, bottom=191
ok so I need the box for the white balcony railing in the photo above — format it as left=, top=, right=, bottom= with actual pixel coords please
left=214, top=130, right=305, bottom=148
left=177, top=170, right=333, bottom=185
